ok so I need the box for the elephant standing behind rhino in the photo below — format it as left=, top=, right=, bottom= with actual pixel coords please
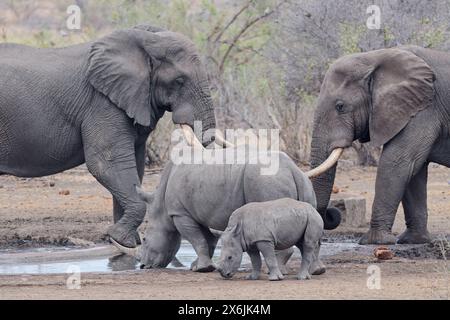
left=310, top=46, right=450, bottom=244
left=0, top=25, right=235, bottom=248
left=118, top=149, right=327, bottom=275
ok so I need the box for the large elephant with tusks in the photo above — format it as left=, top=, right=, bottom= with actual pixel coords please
left=0, top=25, right=231, bottom=248
left=309, top=46, right=450, bottom=245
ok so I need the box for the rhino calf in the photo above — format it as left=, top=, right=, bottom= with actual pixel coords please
left=217, top=198, right=324, bottom=281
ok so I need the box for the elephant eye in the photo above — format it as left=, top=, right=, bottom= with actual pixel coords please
left=335, top=101, right=345, bottom=113
left=174, top=77, right=185, bottom=86
left=228, top=256, right=232, bottom=260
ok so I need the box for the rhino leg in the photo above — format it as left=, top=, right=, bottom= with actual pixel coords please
left=275, top=248, right=294, bottom=275
left=297, top=240, right=314, bottom=280
left=309, top=243, right=326, bottom=275
left=201, top=225, right=219, bottom=258
left=256, top=241, right=284, bottom=281
left=172, top=215, right=215, bottom=272
left=245, top=249, right=262, bottom=280
left=189, top=226, right=219, bottom=270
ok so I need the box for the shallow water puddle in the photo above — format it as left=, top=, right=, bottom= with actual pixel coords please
left=0, top=241, right=360, bottom=275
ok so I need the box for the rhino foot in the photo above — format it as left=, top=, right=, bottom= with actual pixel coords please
left=268, top=270, right=284, bottom=281
left=297, top=271, right=312, bottom=280
left=309, top=259, right=326, bottom=275
left=245, top=273, right=260, bottom=280
left=191, top=258, right=215, bottom=272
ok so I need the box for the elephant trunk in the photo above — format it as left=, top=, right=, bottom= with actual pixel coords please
left=193, top=87, right=217, bottom=146
left=310, top=135, right=342, bottom=230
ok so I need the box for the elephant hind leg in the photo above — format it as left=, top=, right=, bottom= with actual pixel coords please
left=398, top=164, right=431, bottom=244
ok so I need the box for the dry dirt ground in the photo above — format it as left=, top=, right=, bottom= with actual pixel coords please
left=0, top=164, right=449, bottom=299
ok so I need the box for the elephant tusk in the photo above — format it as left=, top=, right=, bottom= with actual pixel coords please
left=180, top=124, right=205, bottom=149
left=306, top=148, right=344, bottom=178
left=214, top=130, right=235, bottom=148
left=111, top=238, right=140, bottom=257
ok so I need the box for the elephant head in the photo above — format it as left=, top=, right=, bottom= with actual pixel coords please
left=309, top=47, right=435, bottom=229
left=87, top=25, right=218, bottom=146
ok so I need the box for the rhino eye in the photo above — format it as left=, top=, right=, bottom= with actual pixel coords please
left=228, top=256, right=232, bottom=260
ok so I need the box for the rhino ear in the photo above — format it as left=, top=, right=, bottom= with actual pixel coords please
left=365, top=48, right=435, bottom=146
left=231, top=222, right=242, bottom=237
left=136, top=186, right=154, bottom=203
left=88, top=29, right=165, bottom=127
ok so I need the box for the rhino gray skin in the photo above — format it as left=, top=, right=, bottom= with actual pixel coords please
left=217, top=198, right=324, bottom=281
left=135, top=149, right=317, bottom=272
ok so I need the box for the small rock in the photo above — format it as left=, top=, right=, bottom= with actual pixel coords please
left=49, top=182, right=55, bottom=187
left=374, top=246, right=394, bottom=260
left=332, top=185, right=340, bottom=194
left=59, top=190, right=70, bottom=196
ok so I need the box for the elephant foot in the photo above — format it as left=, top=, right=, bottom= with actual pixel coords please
left=190, top=258, right=215, bottom=272
left=397, top=229, right=431, bottom=244
left=309, top=259, right=326, bottom=275
left=359, top=229, right=397, bottom=245
left=108, top=223, right=138, bottom=248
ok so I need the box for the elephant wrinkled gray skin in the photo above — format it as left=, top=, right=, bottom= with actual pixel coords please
left=133, top=150, right=317, bottom=272
left=217, top=198, right=325, bottom=281
left=0, top=25, right=217, bottom=248
left=310, top=46, right=450, bottom=245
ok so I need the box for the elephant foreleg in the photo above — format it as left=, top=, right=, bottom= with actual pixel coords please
left=113, top=142, right=147, bottom=246
left=359, top=137, right=435, bottom=244
left=398, top=164, right=431, bottom=244
left=113, top=142, right=146, bottom=223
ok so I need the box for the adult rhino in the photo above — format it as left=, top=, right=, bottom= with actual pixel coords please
left=114, top=148, right=330, bottom=274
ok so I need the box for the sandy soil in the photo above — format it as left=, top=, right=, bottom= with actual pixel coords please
left=0, top=164, right=449, bottom=299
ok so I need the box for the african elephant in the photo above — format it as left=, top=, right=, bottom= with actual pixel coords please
left=114, top=149, right=324, bottom=274
left=0, top=25, right=228, bottom=248
left=309, top=45, right=450, bottom=244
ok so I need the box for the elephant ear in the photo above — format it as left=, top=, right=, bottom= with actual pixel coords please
left=88, top=29, right=165, bottom=127
left=366, top=48, right=435, bottom=146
